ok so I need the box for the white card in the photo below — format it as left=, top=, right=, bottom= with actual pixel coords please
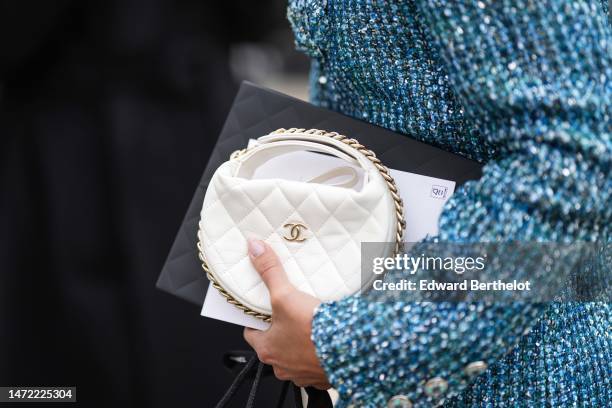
left=201, top=142, right=456, bottom=329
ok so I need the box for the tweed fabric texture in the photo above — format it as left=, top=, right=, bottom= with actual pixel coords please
left=287, top=0, right=611, bottom=406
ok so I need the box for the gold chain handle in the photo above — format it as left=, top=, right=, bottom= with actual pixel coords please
left=198, top=128, right=406, bottom=322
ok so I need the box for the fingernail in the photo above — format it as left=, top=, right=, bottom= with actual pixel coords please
left=248, top=238, right=265, bottom=257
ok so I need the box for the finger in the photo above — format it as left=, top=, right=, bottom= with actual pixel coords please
left=247, top=239, right=293, bottom=298
left=243, top=327, right=263, bottom=350
left=272, top=366, right=289, bottom=381
left=243, top=328, right=272, bottom=363
left=312, top=382, right=332, bottom=390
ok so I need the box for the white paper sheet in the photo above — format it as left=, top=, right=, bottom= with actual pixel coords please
left=201, top=143, right=456, bottom=329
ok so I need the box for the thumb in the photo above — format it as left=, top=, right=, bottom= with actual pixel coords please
left=247, top=238, right=293, bottom=299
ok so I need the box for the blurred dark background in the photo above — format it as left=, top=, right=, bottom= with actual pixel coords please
left=0, top=1, right=308, bottom=406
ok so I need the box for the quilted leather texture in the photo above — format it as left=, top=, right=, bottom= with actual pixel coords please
left=198, top=133, right=396, bottom=314
left=156, top=82, right=482, bottom=307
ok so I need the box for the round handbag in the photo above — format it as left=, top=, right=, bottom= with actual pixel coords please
left=197, top=128, right=405, bottom=321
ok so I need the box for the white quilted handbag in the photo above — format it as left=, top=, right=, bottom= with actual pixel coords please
left=197, top=128, right=405, bottom=321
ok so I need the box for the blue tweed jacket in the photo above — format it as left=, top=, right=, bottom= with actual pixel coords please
left=288, top=1, right=611, bottom=407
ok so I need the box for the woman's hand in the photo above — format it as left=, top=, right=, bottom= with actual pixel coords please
left=243, top=239, right=331, bottom=390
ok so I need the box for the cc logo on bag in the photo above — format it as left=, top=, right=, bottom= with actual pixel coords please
left=283, top=222, right=308, bottom=242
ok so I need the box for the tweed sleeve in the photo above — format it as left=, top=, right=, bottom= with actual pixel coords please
left=311, top=1, right=610, bottom=407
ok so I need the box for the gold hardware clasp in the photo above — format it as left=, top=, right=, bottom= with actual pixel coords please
left=283, top=222, right=308, bottom=242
